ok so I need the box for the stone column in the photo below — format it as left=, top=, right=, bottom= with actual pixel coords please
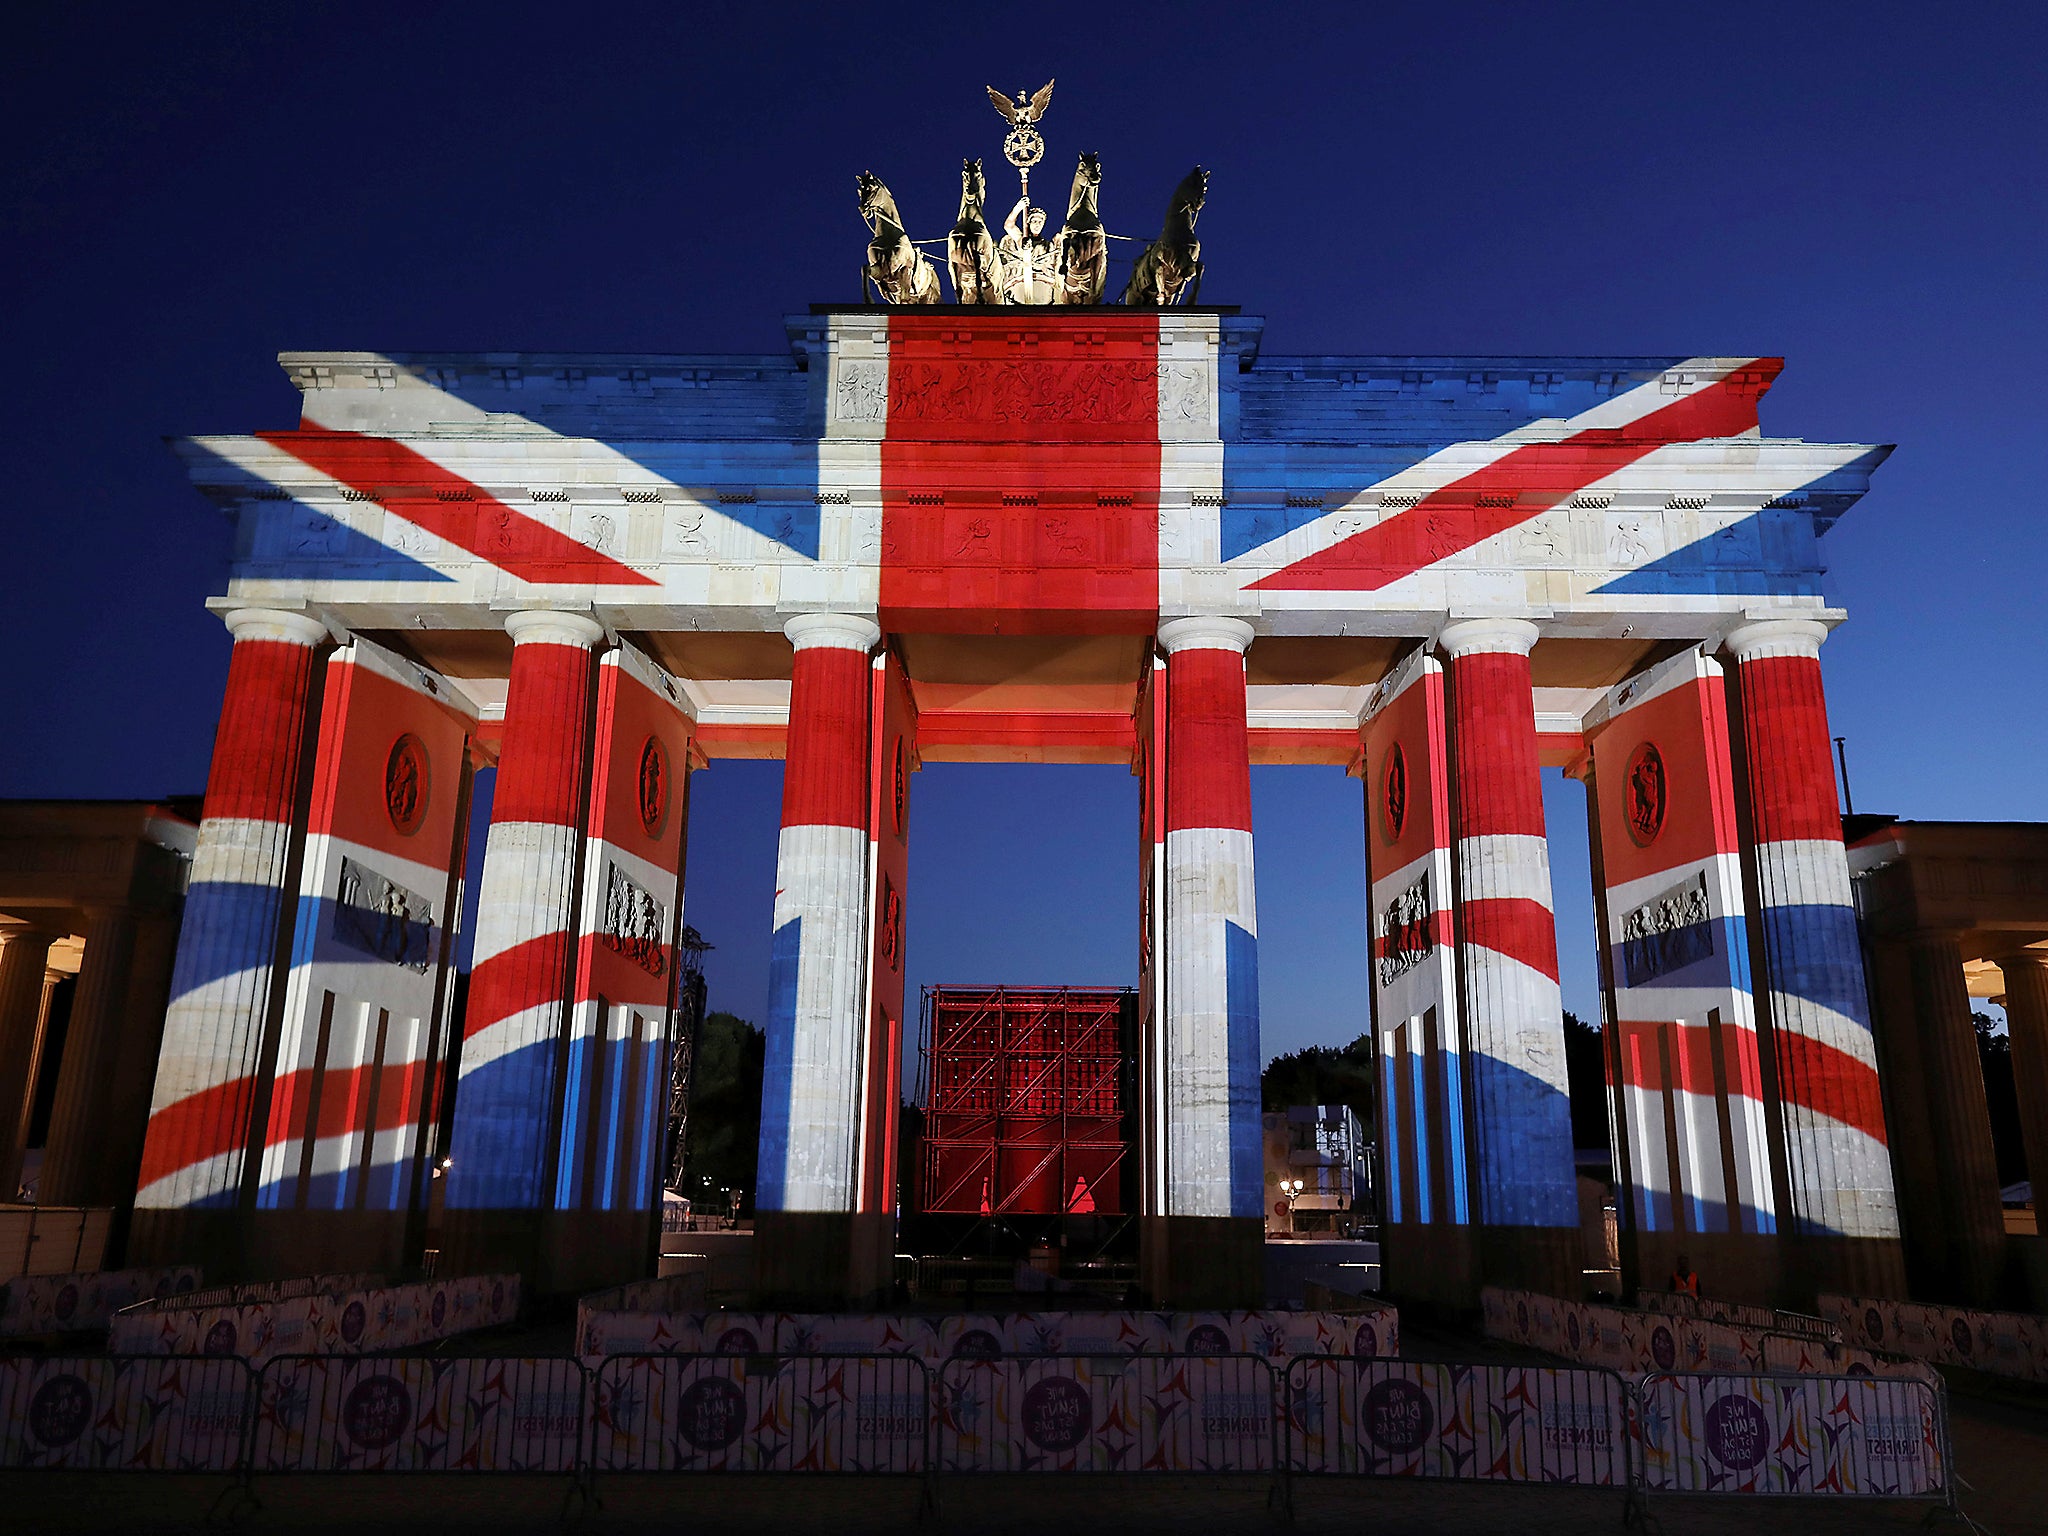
left=39, top=909, right=139, bottom=1208
left=1147, top=617, right=1262, bottom=1307
left=133, top=608, right=327, bottom=1246
left=2000, top=954, right=2048, bottom=1256
left=1725, top=618, right=1904, bottom=1298
left=0, top=927, right=60, bottom=1197
left=1898, top=933, right=2008, bottom=1303
left=754, top=613, right=881, bottom=1306
left=1440, top=618, right=1580, bottom=1294
left=445, top=611, right=603, bottom=1271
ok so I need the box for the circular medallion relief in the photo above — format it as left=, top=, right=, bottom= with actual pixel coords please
left=1623, top=740, right=1668, bottom=847
left=1380, top=742, right=1409, bottom=845
left=637, top=735, right=669, bottom=837
left=384, top=734, right=429, bottom=835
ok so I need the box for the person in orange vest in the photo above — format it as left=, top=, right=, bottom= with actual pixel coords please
left=1668, top=1252, right=1699, bottom=1296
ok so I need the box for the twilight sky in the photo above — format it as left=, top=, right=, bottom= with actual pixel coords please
left=2, top=4, right=2042, bottom=1061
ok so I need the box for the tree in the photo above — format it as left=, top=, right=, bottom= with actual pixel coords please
left=1975, top=1013, right=2026, bottom=1186
left=1261, top=1032, right=1376, bottom=1133
left=1562, top=1011, right=1611, bottom=1152
left=682, top=1011, right=765, bottom=1215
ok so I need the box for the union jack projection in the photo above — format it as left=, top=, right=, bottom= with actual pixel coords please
left=139, top=308, right=1898, bottom=1303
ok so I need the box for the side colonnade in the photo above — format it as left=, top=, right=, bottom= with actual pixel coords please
left=130, top=606, right=698, bottom=1293
left=1371, top=616, right=1906, bottom=1310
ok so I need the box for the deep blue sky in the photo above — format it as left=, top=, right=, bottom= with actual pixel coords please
left=3, top=5, right=2041, bottom=1058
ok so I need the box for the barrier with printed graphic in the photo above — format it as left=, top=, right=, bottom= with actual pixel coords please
left=0, top=1355, right=253, bottom=1470
left=935, top=1353, right=1278, bottom=1472
left=0, top=1266, right=203, bottom=1335
left=589, top=1352, right=929, bottom=1472
left=1638, top=1372, right=1945, bottom=1495
left=1822, top=1293, right=2048, bottom=1383
left=250, top=1354, right=585, bottom=1472
left=109, top=1272, right=520, bottom=1364
left=1284, top=1358, right=1632, bottom=1485
left=573, top=1303, right=1398, bottom=1366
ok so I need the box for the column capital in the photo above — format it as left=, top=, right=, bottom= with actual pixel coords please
left=503, top=609, right=605, bottom=648
left=1158, top=616, right=1254, bottom=655
left=1725, top=617, right=1830, bottom=663
left=1438, top=617, right=1538, bottom=659
left=784, top=612, right=881, bottom=653
left=222, top=607, right=328, bottom=647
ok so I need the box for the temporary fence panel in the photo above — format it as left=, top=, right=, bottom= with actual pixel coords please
left=935, top=1354, right=1278, bottom=1473
left=1822, top=1293, right=2048, bottom=1383
left=1283, top=1358, right=1632, bottom=1486
left=0, top=1266, right=202, bottom=1335
left=109, top=1272, right=519, bottom=1364
left=1637, top=1371, right=1946, bottom=1497
left=0, top=1355, right=252, bottom=1471
left=249, top=1355, right=585, bottom=1473
left=589, top=1353, right=929, bottom=1473
left=1759, top=1332, right=1937, bottom=1385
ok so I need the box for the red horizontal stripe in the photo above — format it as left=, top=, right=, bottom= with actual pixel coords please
left=258, top=431, right=657, bottom=587
left=1166, top=647, right=1252, bottom=833
left=1459, top=896, right=1559, bottom=983
left=1772, top=1028, right=1891, bottom=1148
left=1449, top=649, right=1547, bottom=839
left=137, top=1076, right=258, bottom=1191
left=783, top=645, right=871, bottom=829
left=1251, top=362, right=1780, bottom=591
left=266, top=1054, right=429, bottom=1148
left=202, top=638, right=320, bottom=823
left=1735, top=653, right=1845, bottom=846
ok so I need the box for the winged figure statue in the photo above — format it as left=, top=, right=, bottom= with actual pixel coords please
left=986, top=79, right=1055, bottom=126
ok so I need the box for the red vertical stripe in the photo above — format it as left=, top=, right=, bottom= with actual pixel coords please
left=200, top=638, right=322, bottom=824
left=1448, top=650, right=1548, bottom=841
left=782, top=645, right=871, bottom=831
left=1735, top=653, right=1844, bottom=846
left=1165, top=647, right=1252, bottom=834
left=490, top=642, right=597, bottom=827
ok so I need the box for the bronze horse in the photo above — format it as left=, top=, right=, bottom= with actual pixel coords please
left=1121, top=166, right=1207, bottom=307
left=948, top=158, right=1002, bottom=305
left=1055, top=152, right=1106, bottom=305
left=857, top=171, right=939, bottom=306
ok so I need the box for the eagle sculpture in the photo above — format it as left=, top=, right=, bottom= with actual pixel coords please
left=986, top=79, right=1055, bottom=126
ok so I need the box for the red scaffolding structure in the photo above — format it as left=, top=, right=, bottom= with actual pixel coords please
left=917, top=985, right=1133, bottom=1218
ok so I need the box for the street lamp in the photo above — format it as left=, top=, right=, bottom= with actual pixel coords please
left=1281, top=1177, right=1305, bottom=1232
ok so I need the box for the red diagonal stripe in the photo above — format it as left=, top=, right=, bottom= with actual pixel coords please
left=1251, top=361, right=1782, bottom=591
left=1772, top=1028, right=1890, bottom=1147
left=137, top=1076, right=258, bottom=1190
left=257, top=430, right=657, bottom=586
left=1460, top=896, right=1560, bottom=983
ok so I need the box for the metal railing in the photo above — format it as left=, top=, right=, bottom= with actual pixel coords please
left=0, top=1346, right=1976, bottom=1526
left=936, top=1352, right=1279, bottom=1474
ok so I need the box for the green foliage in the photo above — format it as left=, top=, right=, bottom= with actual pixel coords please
left=682, top=1010, right=765, bottom=1215
left=1261, top=1033, right=1376, bottom=1128
left=1562, top=1010, right=1610, bottom=1151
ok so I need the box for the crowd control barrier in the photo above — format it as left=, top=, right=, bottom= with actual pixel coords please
left=110, top=1272, right=520, bottom=1364
left=590, top=1352, right=930, bottom=1473
left=0, top=1346, right=1976, bottom=1523
left=1823, top=1292, right=2048, bottom=1383
left=0, top=1354, right=255, bottom=1471
left=574, top=1303, right=1398, bottom=1366
left=247, top=1353, right=586, bottom=1473
left=1638, top=1370, right=1949, bottom=1499
left=935, top=1352, right=1279, bottom=1473
left=1282, top=1357, right=1634, bottom=1486
left=0, top=1266, right=203, bottom=1336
